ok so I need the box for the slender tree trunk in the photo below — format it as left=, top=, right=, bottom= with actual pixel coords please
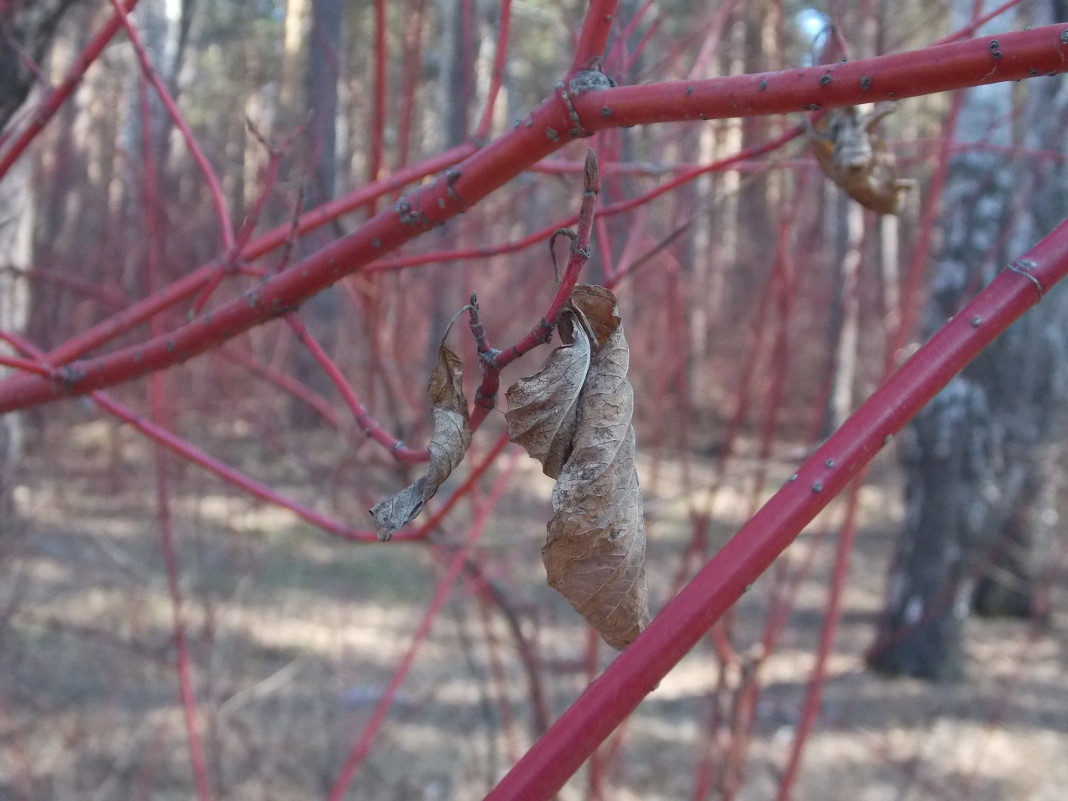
left=0, top=0, right=84, bottom=516
left=0, top=155, right=33, bottom=518
left=307, top=0, right=342, bottom=207
left=824, top=202, right=863, bottom=434
left=290, top=0, right=344, bottom=426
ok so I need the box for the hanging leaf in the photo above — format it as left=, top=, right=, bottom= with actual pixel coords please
left=504, top=310, right=590, bottom=479
left=567, top=284, right=620, bottom=349
left=809, top=105, right=912, bottom=215
left=545, top=287, right=649, bottom=649
left=370, top=342, right=471, bottom=541
left=507, top=285, right=649, bottom=649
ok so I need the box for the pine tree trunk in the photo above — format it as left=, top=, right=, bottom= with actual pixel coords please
left=290, top=0, right=344, bottom=426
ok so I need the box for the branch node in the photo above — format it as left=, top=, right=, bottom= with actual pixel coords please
left=557, top=71, right=614, bottom=138
left=1006, top=258, right=1045, bottom=299
left=533, top=319, right=554, bottom=345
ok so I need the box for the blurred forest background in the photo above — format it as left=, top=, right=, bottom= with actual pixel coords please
left=1, top=0, right=1066, bottom=799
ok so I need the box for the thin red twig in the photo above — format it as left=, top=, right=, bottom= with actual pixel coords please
left=774, top=474, right=865, bottom=801
left=889, top=89, right=965, bottom=362
left=217, top=343, right=346, bottom=430
left=572, top=0, right=621, bottom=72
left=394, top=0, right=429, bottom=170
left=141, top=76, right=213, bottom=801
left=191, top=120, right=301, bottom=315
left=474, top=0, right=512, bottom=140
left=107, top=0, right=235, bottom=252
left=8, top=143, right=475, bottom=376
left=284, top=312, right=429, bottom=462
left=467, top=149, right=600, bottom=431
left=6, top=327, right=379, bottom=540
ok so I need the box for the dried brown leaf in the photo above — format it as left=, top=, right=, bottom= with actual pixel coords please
left=504, top=310, right=590, bottom=479
left=543, top=287, right=649, bottom=650
left=567, top=284, right=620, bottom=348
left=370, top=342, right=471, bottom=540
left=809, top=106, right=911, bottom=215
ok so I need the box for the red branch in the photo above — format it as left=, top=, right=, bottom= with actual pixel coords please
left=107, top=0, right=235, bottom=251
left=284, top=313, right=429, bottom=462
left=481, top=217, right=1068, bottom=800
left=468, top=149, right=600, bottom=429
left=580, top=27, right=1068, bottom=128
left=10, top=143, right=474, bottom=373
left=1, top=330, right=376, bottom=541
left=1, top=25, right=1065, bottom=413
left=474, top=0, right=513, bottom=140
left=572, top=0, right=620, bottom=72
left=327, top=435, right=517, bottom=798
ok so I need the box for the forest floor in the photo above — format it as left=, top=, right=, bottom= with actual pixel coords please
left=1, top=414, right=1066, bottom=801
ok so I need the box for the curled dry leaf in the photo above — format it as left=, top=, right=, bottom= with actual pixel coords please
left=504, top=310, right=590, bottom=479
left=567, top=284, right=620, bottom=349
left=809, top=105, right=912, bottom=215
left=370, top=342, right=471, bottom=541
left=506, top=285, right=649, bottom=649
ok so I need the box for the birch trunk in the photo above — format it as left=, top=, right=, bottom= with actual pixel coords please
left=869, top=1, right=1068, bottom=678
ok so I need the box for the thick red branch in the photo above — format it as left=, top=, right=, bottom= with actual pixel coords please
left=16, top=143, right=475, bottom=370
left=579, top=26, right=1068, bottom=128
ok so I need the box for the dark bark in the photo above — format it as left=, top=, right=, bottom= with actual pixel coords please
left=966, top=281, right=1068, bottom=619
left=438, top=0, right=474, bottom=151
left=867, top=378, right=996, bottom=681
left=0, top=0, right=83, bottom=130
left=290, top=0, right=344, bottom=427
left=307, top=0, right=342, bottom=205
